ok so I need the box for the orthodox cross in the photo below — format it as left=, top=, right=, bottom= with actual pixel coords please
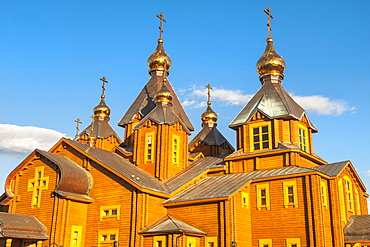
left=206, top=83, right=212, bottom=104
left=156, top=13, right=166, bottom=40
left=74, top=118, right=82, bottom=139
left=100, top=76, right=108, bottom=98
left=90, top=115, right=95, bottom=134
left=264, top=7, right=274, bottom=38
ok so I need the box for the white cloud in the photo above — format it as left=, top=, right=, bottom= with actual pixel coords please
left=181, top=85, right=354, bottom=116
left=0, top=124, right=65, bottom=158
left=365, top=170, right=370, bottom=177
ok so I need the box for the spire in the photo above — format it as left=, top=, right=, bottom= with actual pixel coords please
left=155, top=77, right=173, bottom=104
left=87, top=115, right=97, bottom=147
left=201, top=83, right=218, bottom=127
left=93, top=77, right=111, bottom=121
left=147, top=13, right=172, bottom=74
left=74, top=118, right=82, bottom=140
left=256, top=7, right=286, bottom=82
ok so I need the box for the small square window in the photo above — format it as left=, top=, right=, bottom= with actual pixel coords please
left=111, top=209, right=118, bottom=215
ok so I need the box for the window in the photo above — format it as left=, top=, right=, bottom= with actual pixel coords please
left=338, top=179, right=346, bottom=222
left=298, top=124, right=309, bottom=152
left=153, top=236, right=166, bottom=247
left=145, top=132, right=155, bottom=162
left=343, top=176, right=354, bottom=212
left=259, top=239, right=272, bottom=247
left=283, top=180, right=298, bottom=208
left=355, top=188, right=361, bottom=215
left=320, top=180, right=328, bottom=208
left=256, top=184, right=270, bottom=210
left=205, top=237, right=217, bottom=247
left=249, top=122, right=271, bottom=152
left=241, top=192, right=249, bottom=208
left=187, top=237, right=197, bottom=247
left=70, top=226, right=82, bottom=247
left=27, top=166, right=49, bottom=208
left=100, top=205, right=121, bottom=220
left=286, top=238, right=301, bottom=247
left=172, top=135, right=180, bottom=165
left=98, top=229, right=119, bottom=247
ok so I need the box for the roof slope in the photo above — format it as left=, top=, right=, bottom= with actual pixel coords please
left=0, top=212, right=48, bottom=239
left=139, top=215, right=206, bottom=236
left=229, top=80, right=317, bottom=131
left=189, top=125, right=234, bottom=150
left=118, top=74, right=194, bottom=131
left=344, top=215, right=370, bottom=242
left=79, top=120, right=122, bottom=142
left=68, top=139, right=168, bottom=194
left=311, top=161, right=349, bottom=176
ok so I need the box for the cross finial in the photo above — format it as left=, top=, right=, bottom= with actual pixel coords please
left=206, top=83, right=212, bottom=105
left=74, top=118, right=82, bottom=139
left=90, top=115, right=95, bottom=136
left=264, top=7, right=274, bottom=38
left=100, top=76, right=108, bottom=98
left=156, top=13, right=167, bottom=40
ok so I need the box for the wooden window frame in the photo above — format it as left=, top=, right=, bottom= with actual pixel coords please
left=338, top=179, right=347, bottom=222
left=187, top=237, right=197, bottom=247
left=27, top=166, right=49, bottom=208
left=285, top=238, right=301, bottom=247
left=343, top=176, right=354, bottom=213
left=153, top=236, right=166, bottom=247
left=249, top=122, right=272, bottom=152
left=144, top=132, right=155, bottom=163
left=205, top=237, right=217, bottom=247
left=98, top=229, right=119, bottom=247
left=172, top=134, right=180, bottom=165
left=320, top=180, right=328, bottom=208
left=283, top=180, right=298, bottom=208
left=100, top=205, right=121, bottom=221
left=241, top=192, right=249, bottom=209
left=355, top=188, right=361, bottom=215
left=298, top=124, right=309, bottom=153
left=259, top=239, right=272, bottom=247
left=70, top=225, right=83, bottom=247
left=256, top=184, right=270, bottom=210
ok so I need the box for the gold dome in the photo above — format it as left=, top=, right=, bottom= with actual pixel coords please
left=256, top=38, right=286, bottom=77
left=155, top=78, right=173, bottom=103
left=147, top=39, right=172, bottom=72
left=201, top=103, right=218, bottom=126
left=93, top=96, right=111, bottom=119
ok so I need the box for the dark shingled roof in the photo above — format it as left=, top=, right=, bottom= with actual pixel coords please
left=133, top=103, right=191, bottom=134
left=164, top=166, right=314, bottom=204
left=118, top=74, right=194, bottom=131
left=229, top=79, right=317, bottom=132
left=139, top=215, right=206, bottom=236
left=0, top=212, right=48, bottom=239
left=164, top=156, right=225, bottom=193
left=344, top=215, right=370, bottom=242
left=36, top=150, right=92, bottom=200
left=67, top=139, right=168, bottom=194
left=79, top=120, right=122, bottom=142
left=311, top=161, right=349, bottom=176
left=189, top=125, right=234, bottom=151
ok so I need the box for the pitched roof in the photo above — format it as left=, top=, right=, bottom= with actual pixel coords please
left=164, top=166, right=314, bottom=204
left=36, top=150, right=92, bottom=201
left=67, top=139, right=168, bottom=194
left=0, top=212, right=48, bottom=239
left=229, top=79, right=317, bottom=132
left=189, top=125, right=234, bottom=151
left=139, top=215, right=206, bottom=236
left=164, top=156, right=225, bottom=193
left=118, top=74, right=194, bottom=131
left=311, top=161, right=349, bottom=176
left=344, top=215, right=370, bottom=242
left=133, top=103, right=191, bottom=134
left=79, top=120, right=122, bottom=142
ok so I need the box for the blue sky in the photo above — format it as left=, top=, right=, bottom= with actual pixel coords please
left=1, top=1, right=370, bottom=198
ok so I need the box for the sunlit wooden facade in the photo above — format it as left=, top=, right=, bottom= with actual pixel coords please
left=1, top=14, right=369, bottom=247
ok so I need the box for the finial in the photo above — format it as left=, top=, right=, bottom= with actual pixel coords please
left=88, top=115, right=96, bottom=147
left=74, top=118, right=82, bottom=139
left=264, top=7, right=274, bottom=39
left=100, top=76, right=108, bottom=99
left=156, top=13, right=167, bottom=41
left=206, top=83, right=212, bottom=106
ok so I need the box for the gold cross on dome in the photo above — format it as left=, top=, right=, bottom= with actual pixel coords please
left=206, top=83, right=212, bottom=103
left=74, top=118, right=82, bottom=139
left=156, top=13, right=167, bottom=40
left=100, top=76, right=108, bottom=98
left=264, top=7, right=274, bottom=38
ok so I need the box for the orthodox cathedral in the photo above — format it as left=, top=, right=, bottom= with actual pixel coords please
left=1, top=10, right=369, bottom=247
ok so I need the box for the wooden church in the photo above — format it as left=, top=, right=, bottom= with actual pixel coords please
left=1, top=10, right=369, bottom=247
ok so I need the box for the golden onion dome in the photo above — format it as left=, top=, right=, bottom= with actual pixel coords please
left=201, top=103, right=218, bottom=126
left=93, top=96, right=111, bottom=119
left=256, top=38, right=286, bottom=77
left=147, top=39, right=172, bottom=72
left=155, top=78, right=173, bottom=103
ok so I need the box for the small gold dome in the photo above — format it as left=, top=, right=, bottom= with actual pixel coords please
left=155, top=79, right=173, bottom=103
left=201, top=103, right=218, bottom=126
left=93, top=97, right=111, bottom=119
left=147, top=39, right=172, bottom=72
left=256, top=38, right=286, bottom=77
